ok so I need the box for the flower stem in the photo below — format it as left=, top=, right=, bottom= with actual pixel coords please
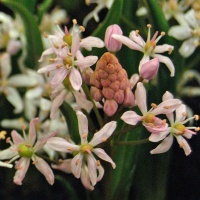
left=114, top=138, right=149, bottom=145
left=82, top=82, right=104, bottom=127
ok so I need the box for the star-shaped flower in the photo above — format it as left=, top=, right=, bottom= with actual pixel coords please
left=47, top=111, right=116, bottom=189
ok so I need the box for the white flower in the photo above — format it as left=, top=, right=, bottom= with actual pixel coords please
left=0, top=53, right=37, bottom=113
left=47, top=111, right=116, bottom=190
left=168, top=9, right=200, bottom=57
left=112, top=24, right=175, bottom=76
left=83, top=0, right=114, bottom=26
left=149, top=92, right=199, bottom=156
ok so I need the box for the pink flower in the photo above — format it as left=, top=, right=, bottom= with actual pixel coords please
left=38, top=21, right=104, bottom=90
left=121, top=83, right=182, bottom=133
left=0, top=118, right=57, bottom=185
left=47, top=111, right=116, bottom=190
left=112, top=24, right=175, bottom=76
left=149, top=92, right=199, bottom=156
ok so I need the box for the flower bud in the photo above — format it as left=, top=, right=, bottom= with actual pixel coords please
left=104, top=99, right=118, bottom=116
left=140, top=58, right=159, bottom=80
left=104, top=24, right=123, bottom=53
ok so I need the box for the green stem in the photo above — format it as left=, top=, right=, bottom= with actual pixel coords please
left=120, top=15, right=136, bottom=30
left=114, top=138, right=149, bottom=145
left=82, top=82, right=104, bottom=128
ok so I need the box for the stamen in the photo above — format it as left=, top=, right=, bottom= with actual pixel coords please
left=0, top=131, right=7, bottom=140
left=162, top=119, right=166, bottom=124
left=163, top=105, right=170, bottom=109
left=135, top=30, right=140, bottom=36
left=182, top=112, right=187, bottom=117
left=56, top=64, right=63, bottom=68
left=96, top=160, right=101, bottom=166
left=147, top=24, right=152, bottom=28
left=161, top=32, right=165, bottom=36
left=43, top=32, right=48, bottom=38
left=168, top=47, right=173, bottom=54
left=79, top=26, right=85, bottom=32
left=102, top=137, right=107, bottom=142
left=49, top=58, right=55, bottom=63
left=67, top=52, right=73, bottom=57
left=21, top=124, right=27, bottom=130
left=194, top=115, right=199, bottom=121
left=6, top=137, right=11, bottom=143
left=59, top=159, right=63, bottom=163
left=65, top=64, right=71, bottom=70
left=82, top=133, right=88, bottom=138
left=72, top=19, right=77, bottom=25
left=151, top=103, right=157, bottom=108
left=75, top=159, right=79, bottom=165
left=32, top=160, right=38, bottom=165
left=61, top=44, right=68, bottom=48
left=67, top=147, right=73, bottom=151
left=195, top=127, right=200, bottom=131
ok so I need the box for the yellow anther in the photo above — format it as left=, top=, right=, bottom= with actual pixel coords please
left=67, top=52, right=73, bottom=57
left=151, top=103, right=157, bottom=108
left=49, top=58, right=55, bottom=63
left=102, top=137, right=107, bottom=142
left=75, top=159, right=79, bottom=166
left=43, top=32, right=48, bottom=38
left=79, top=26, right=85, bottom=32
left=56, top=64, right=63, bottom=68
left=168, top=47, right=173, bottom=55
left=164, top=105, right=170, bottom=109
left=135, top=30, right=140, bottom=36
left=21, top=124, right=27, bottom=130
left=73, top=19, right=77, bottom=25
left=195, top=127, right=200, bottom=131
left=67, top=147, right=73, bottom=151
left=194, top=115, right=199, bottom=121
left=0, top=131, right=7, bottom=140
left=182, top=112, right=187, bottom=117
left=161, top=32, right=165, bottom=36
left=61, top=44, right=68, bottom=48
left=96, top=160, right=101, bottom=166
left=162, top=119, right=167, bottom=124
left=82, top=133, right=88, bottom=138
left=147, top=24, right=152, bottom=28
left=59, top=159, right=63, bottom=163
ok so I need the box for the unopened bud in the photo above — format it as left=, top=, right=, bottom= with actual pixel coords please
left=123, top=87, right=135, bottom=107
left=90, top=87, right=103, bottom=102
left=104, top=24, right=123, bottom=53
left=140, top=58, right=159, bottom=80
left=82, top=67, right=94, bottom=85
left=104, top=99, right=118, bottom=116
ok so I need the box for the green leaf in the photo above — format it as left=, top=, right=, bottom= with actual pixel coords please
left=108, top=126, right=144, bottom=200
left=14, top=0, right=37, bottom=13
left=60, top=102, right=80, bottom=144
left=1, top=0, right=43, bottom=69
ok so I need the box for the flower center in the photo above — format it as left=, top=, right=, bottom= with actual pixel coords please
left=80, top=144, right=93, bottom=154
left=144, top=40, right=156, bottom=54
left=144, top=113, right=155, bottom=123
left=18, top=143, right=33, bottom=157
left=173, top=123, right=186, bottom=135
left=63, top=55, right=73, bottom=70
left=63, top=34, right=72, bottom=47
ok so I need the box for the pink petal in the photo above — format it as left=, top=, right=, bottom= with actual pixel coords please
left=52, top=159, right=72, bottom=173
left=47, top=137, right=79, bottom=152
left=80, top=164, right=94, bottom=190
left=11, top=130, right=25, bottom=145
left=175, top=135, right=191, bottom=156
left=38, top=48, right=54, bottom=62
left=33, top=156, right=54, bottom=185
left=71, top=153, right=83, bottom=178
left=89, top=121, right=117, bottom=147
left=28, top=118, right=39, bottom=145
left=37, top=62, right=58, bottom=73
left=135, top=82, right=147, bottom=114
left=149, top=128, right=170, bottom=142
left=129, top=30, right=145, bottom=47
left=175, top=104, right=186, bottom=123
left=14, top=157, right=30, bottom=185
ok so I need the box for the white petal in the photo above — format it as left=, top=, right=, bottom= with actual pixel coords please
left=112, top=34, right=143, bottom=51
left=8, top=75, right=37, bottom=87
left=168, top=26, right=191, bottom=40
left=0, top=161, right=13, bottom=168
left=175, top=135, right=191, bottom=156
left=6, top=87, right=23, bottom=113
left=150, top=134, right=173, bottom=154
left=69, top=67, right=82, bottom=91
left=71, top=153, right=83, bottom=178
left=87, top=154, right=97, bottom=186
left=175, top=104, right=186, bottom=123
left=93, top=148, right=116, bottom=168
left=76, top=111, right=88, bottom=144
left=129, top=30, right=145, bottom=47
left=162, top=91, right=173, bottom=101
left=149, top=128, right=170, bottom=142
left=153, top=54, right=175, bottom=77
left=121, top=111, right=141, bottom=125
left=46, top=137, right=79, bottom=152
left=75, top=56, right=98, bottom=72
left=135, top=82, right=147, bottom=114
left=89, top=121, right=116, bottom=147
left=179, top=38, right=196, bottom=58
left=80, top=36, right=104, bottom=51
left=38, top=48, right=54, bottom=62
left=155, top=44, right=174, bottom=54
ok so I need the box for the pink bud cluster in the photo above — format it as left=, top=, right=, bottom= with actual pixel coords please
left=90, top=52, right=134, bottom=116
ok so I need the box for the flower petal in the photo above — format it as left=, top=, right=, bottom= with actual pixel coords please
left=52, top=159, right=72, bottom=173
left=121, top=111, right=141, bottom=125
left=150, top=134, right=173, bottom=154
left=33, top=156, right=54, bottom=185
left=175, top=135, right=191, bottom=156
left=28, top=118, right=39, bottom=145
left=149, top=128, right=170, bottom=142
left=87, top=154, right=97, bottom=186
left=89, top=121, right=117, bottom=147
left=14, top=157, right=30, bottom=185
left=179, top=38, right=196, bottom=58
left=71, top=153, right=83, bottom=178
left=93, top=148, right=116, bottom=168
left=69, top=67, right=82, bottom=91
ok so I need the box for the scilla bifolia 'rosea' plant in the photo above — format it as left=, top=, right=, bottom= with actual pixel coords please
left=0, top=0, right=200, bottom=200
